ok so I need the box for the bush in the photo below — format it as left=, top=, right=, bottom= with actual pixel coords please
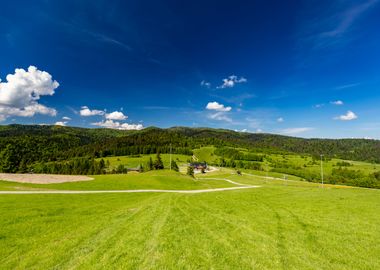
left=187, top=166, right=194, bottom=177
left=171, top=160, right=179, bottom=172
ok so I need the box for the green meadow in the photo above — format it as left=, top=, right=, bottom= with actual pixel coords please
left=0, top=170, right=234, bottom=191
left=0, top=170, right=379, bottom=269
left=96, top=147, right=380, bottom=188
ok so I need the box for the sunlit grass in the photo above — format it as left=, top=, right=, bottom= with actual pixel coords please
left=0, top=171, right=379, bottom=269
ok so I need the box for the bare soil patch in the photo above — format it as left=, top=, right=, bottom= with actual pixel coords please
left=0, top=174, right=93, bottom=184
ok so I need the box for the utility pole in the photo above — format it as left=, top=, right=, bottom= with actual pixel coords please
left=169, top=143, right=172, bottom=171
left=320, top=154, right=324, bottom=188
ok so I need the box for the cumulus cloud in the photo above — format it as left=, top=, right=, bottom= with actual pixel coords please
left=92, top=119, right=143, bottom=130
left=281, top=127, right=314, bottom=135
left=217, top=75, right=247, bottom=89
left=55, top=121, right=67, bottom=126
left=208, top=112, right=232, bottom=122
left=105, top=111, right=127, bottom=120
left=79, top=106, right=105, bottom=116
left=331, top=100, right=344, bottom=105
left=0, top=66, right=59, bottom=121
left=277, top=117, right=284, bottom=123
left=334, top=110, right=358, bottom=121
left=206, top=101, right=232, bottom=112
left=55, top=116, right=71, bottom=126
left=200, top=80, right=211, bottom=88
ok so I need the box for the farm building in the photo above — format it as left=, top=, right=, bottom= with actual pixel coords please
left=189, top=162, right=208, bottom=170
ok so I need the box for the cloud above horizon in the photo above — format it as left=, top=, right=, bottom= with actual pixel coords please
left=105, top=111, right=127, bottom=120
left=79, top=106, right=105, bottom=116
left=206, top=101, right=232, bottom=112
left=335, top=110, right=358, bottom=121
left=0, top=66, right=59, bottom=121
left=55, top=121, right=67, bottom=126
left=92, top=119, right=143, bottom=130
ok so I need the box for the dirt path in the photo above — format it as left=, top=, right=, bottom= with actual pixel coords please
left=195, top=177, right=248, bottom=186
left=0, top=173, right=93, bottom=184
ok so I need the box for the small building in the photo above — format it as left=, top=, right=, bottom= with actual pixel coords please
left=128, top=167, right=142, bottom=173
left=189, top=162, right=208, bottom=170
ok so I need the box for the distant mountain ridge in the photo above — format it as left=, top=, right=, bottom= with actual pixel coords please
left=0, top=124, right=379, bottom=165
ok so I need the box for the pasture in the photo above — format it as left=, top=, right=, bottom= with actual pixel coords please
left=98, top=147, right=380, bottom=179
left=0, top=170, right=379, bottom=269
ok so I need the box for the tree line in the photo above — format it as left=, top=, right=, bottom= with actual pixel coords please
left=2, top=125, right=380, bottom=175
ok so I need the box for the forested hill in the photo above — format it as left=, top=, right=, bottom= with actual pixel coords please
left=0, top=125, right=380, bottom=169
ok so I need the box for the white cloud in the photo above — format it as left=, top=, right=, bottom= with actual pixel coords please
left=331, top=100, right=344, bottom=105
left=206, top=101, right=232, bottom=112
left=0, top=66, right=59, bottom=121
left=281, top=127, right=314, bottom=135
left=217, top=75, right=247, bottom=89
left=235, top=128, right=249, bottom=133
left=105, top=111, right=127, bottom=120
left=208, top=112, right=232, bottom=122
left=334, top=110, right=358, bottom=121
left=92, top=119, right=143, bottom=130
left=200, top=80, right=211, bottom=88
left=55, top=121, right=67, bottom=126
left=313, top=103, right=325, bottom=109
left=277, top=117, right=284, bottom=123
left=62, top=116, right=71, bottom=120
left=79, top=106, right=105, bottom=116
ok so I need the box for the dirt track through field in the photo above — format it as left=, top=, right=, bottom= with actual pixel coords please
left=0, top=174, right=93, bottom=184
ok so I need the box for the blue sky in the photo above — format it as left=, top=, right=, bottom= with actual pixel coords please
left=1, top=0, right=380, bottom=138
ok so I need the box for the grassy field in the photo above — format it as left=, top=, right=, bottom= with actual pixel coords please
left=95, top=146, right=380, bottom=183
left=193, top=146, right=218, bottom=163
left=267, top=154, right=380, bottom=175
left=0, top=171, right=234, bottom=191
left=0, top=170, right=379, bottom=269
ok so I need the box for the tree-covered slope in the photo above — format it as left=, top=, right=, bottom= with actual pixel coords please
left=1, top=125, right=380, bottom=172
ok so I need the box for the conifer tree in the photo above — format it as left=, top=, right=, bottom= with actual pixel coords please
left=154, top=152, right=164, bottom=170
left=187, top=166, right=194, bottom=177
left=171, top=160, right=179, bottom=172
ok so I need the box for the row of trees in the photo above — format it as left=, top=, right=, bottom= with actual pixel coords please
left=144, top=153, right=179, bottom=172
left=32, top=158, right=107, bottom=175
left=211, top=158, right=263, bottom=171
left=29, top=152, right=182, bottom=175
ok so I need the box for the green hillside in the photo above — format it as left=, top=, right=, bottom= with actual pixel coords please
left=1, top=125, right=380, bottom=188
left=0, top=171, right=379, bottom=269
